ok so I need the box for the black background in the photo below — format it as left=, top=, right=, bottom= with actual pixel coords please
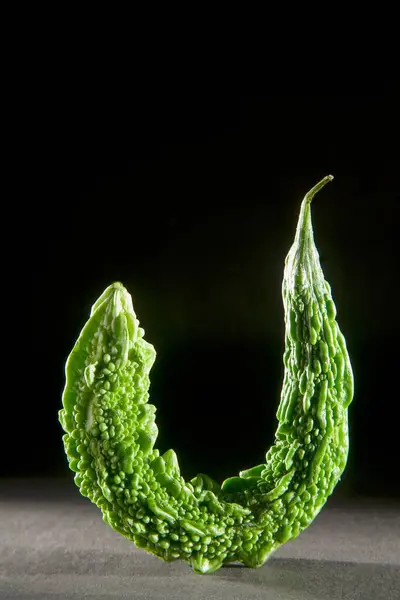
left=15, top=93, right=400, bottom=499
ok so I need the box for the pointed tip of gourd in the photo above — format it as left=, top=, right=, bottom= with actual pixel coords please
left=103, top=281, right=127, bottom=295
left=90, top=281, right=134, bottom=317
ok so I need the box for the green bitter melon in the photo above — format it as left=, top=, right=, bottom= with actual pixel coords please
left=59, top=175, right=354, bottom=574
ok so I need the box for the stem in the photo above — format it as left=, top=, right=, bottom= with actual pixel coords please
left=295, top=175, right=334, bottom=247
left=285, top=175, right=334, bottom=293
left=304, top=175, right=334, bottom=205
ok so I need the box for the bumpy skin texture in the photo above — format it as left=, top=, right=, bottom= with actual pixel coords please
left=59, top=175, right=354, bottom=574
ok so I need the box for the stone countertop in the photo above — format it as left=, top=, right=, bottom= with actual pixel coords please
left=1, top=479, right=399, bottom=600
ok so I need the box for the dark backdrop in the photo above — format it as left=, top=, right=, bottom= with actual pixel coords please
left=15, top=94, right=400, bottom=499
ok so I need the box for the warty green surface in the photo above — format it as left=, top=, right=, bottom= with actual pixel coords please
left=59, top=175, right=354, bottom=574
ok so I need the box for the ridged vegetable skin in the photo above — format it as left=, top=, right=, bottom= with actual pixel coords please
left=59, top=175, right=354, bottom=574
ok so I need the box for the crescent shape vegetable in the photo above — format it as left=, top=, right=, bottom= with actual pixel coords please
left=59, top=175, right=354, bottom=574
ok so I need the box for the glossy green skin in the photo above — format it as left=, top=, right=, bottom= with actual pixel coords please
left=59, top=176, right=354, bottom=574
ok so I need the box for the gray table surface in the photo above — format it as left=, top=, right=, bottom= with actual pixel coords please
left=1, top=479, right=399, bottom=600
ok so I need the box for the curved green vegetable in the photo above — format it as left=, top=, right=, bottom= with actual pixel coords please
left=59, top=175, right=354, bottom=574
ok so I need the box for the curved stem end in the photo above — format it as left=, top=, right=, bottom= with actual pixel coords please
left=304, top=175, right=334, bottom=205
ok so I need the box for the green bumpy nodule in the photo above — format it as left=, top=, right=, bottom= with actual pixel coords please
left=59, top=175, right=354, bottom=574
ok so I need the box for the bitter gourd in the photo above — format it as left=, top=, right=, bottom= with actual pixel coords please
left=59, top=175, right=354, bottom=574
